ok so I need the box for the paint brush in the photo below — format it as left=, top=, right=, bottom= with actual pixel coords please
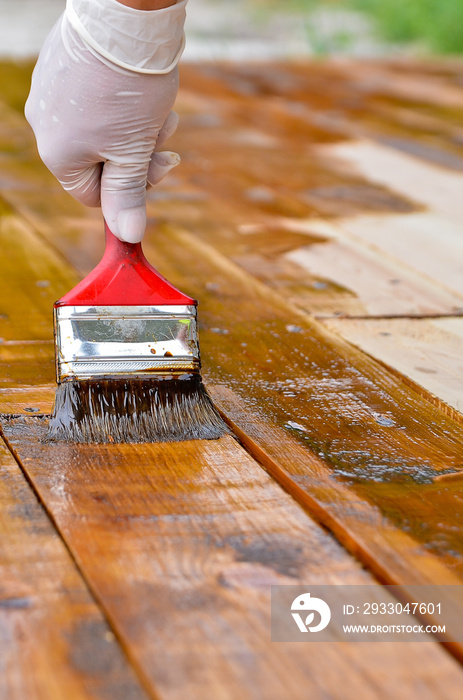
left=47, top=222, right=227, bottom=443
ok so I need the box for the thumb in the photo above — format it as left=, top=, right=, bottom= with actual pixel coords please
left=100, top=160, right=149, bottom=243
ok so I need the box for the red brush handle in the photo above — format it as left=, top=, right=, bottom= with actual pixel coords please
left=55, top=222, right=196, bottom=307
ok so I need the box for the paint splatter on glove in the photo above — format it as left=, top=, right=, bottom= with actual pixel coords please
left=25, top=0, right=187, bottom=242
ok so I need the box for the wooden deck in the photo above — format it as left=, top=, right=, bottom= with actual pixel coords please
left=1, top=57, right=463, bottom=698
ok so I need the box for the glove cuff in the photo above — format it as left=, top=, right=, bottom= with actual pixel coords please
left=65, top=0, right=187, bottom=74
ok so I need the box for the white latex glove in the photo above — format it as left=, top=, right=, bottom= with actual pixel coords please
left=25, top=0, right=188, bottom=242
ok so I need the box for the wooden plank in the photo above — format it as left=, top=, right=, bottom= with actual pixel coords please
left=0, top=199, right=75, bottom=414
left=3, top=419, right=463, bottom=699
left=151, top=77, right=463, bottom=318
left=208, top=383, right=463, bottom=661
left=335, top=210, right=463, bottom=300
left=2, top=58, right=463, bottom=688
left=14, top=203, right=463, bottom=589
left=2, top=59, right=463, bottom=633
left=314, top=140, right=463, bottom=299
left=0, top=437, right=148, bottom=700
left=337, top=58, right=463, bottom=111
left=3, top=130, right=460, bottom=323
left=0, top=198, right=79, bottom=342
left=125, top=81, right=463, bottom=316
left=3, top=165, right=463, bottom=594
left=322, top=317, right=463, bottom=417
left=208, top=384, right=463, bottom=588
left=149, top=227, right=462, bottom=564
left=0, top=342, right=54, bottom=389
left=321, top=138, right=463, bottom=223
left=4, top=62, right=461, bottom=321
left=176, top=61, right=463, bottom=174
left=281, top=218, right=463, bottom=317
left=299, top=59, right=463, bottom=173
left=0, top=382, right=54, bottom=415
left=145, top=225, right=463, bottom=582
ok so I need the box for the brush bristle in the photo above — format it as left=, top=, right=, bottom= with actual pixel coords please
left=46, top=375, right=228, bottom=443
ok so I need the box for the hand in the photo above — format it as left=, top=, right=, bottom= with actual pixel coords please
left=25, top=12, right=182, bottom=243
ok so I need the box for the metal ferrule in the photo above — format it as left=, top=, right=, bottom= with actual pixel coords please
left=54, top=305, right=200, bottom=381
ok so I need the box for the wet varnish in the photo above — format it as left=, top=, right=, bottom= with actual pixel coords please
left=2, top=57, right=463, bottom=697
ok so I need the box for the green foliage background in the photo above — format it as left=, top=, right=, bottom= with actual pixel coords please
left=260, top=0, right=463, bottom=53
left=350, top=0, right=463, bottom=53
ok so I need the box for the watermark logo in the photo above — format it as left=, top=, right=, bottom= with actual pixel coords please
left=272, top=585, right=456, bottom=642
left=291, top=592, right=331, bottom=633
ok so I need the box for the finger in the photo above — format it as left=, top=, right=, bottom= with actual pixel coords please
left=100, top=160, right=149, bottom=243
left=31, top=134, right=103, bottom=208
left=59, top=163, right=102, bottom=208
left=147, top=151, right=180, bottom=188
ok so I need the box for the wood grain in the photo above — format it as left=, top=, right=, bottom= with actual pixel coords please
left=323, top=317, right=463, bottom=417
left=0, top=198, right=79, bottom=342
left=2, top=58, right=463, bottom=692
left=282, top=218, right=463, bottom=317
left=0, top=436, right=148, bottom=700
left=316, top=140, right=463, bottom=298
left=140, top=224, right=463, bottom=579
left=0, top=198, right=74, bottom=413
left=3, top=418, right=463, bottom=700
left=208, top=384, right=463, bottom=587
left=3, top=166, right=463, bottom=594
left=335, top=58, right=463, bottom=112
left=4, top=199, right=463, bottom=630
left=0, top=381, right=54, bottom=415
left=335, top=210, right=463, bottom=300
left=2, top=61, right=461, bottom=320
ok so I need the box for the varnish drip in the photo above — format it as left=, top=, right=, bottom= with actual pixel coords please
left=46, top=374, right=227, bottom=443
